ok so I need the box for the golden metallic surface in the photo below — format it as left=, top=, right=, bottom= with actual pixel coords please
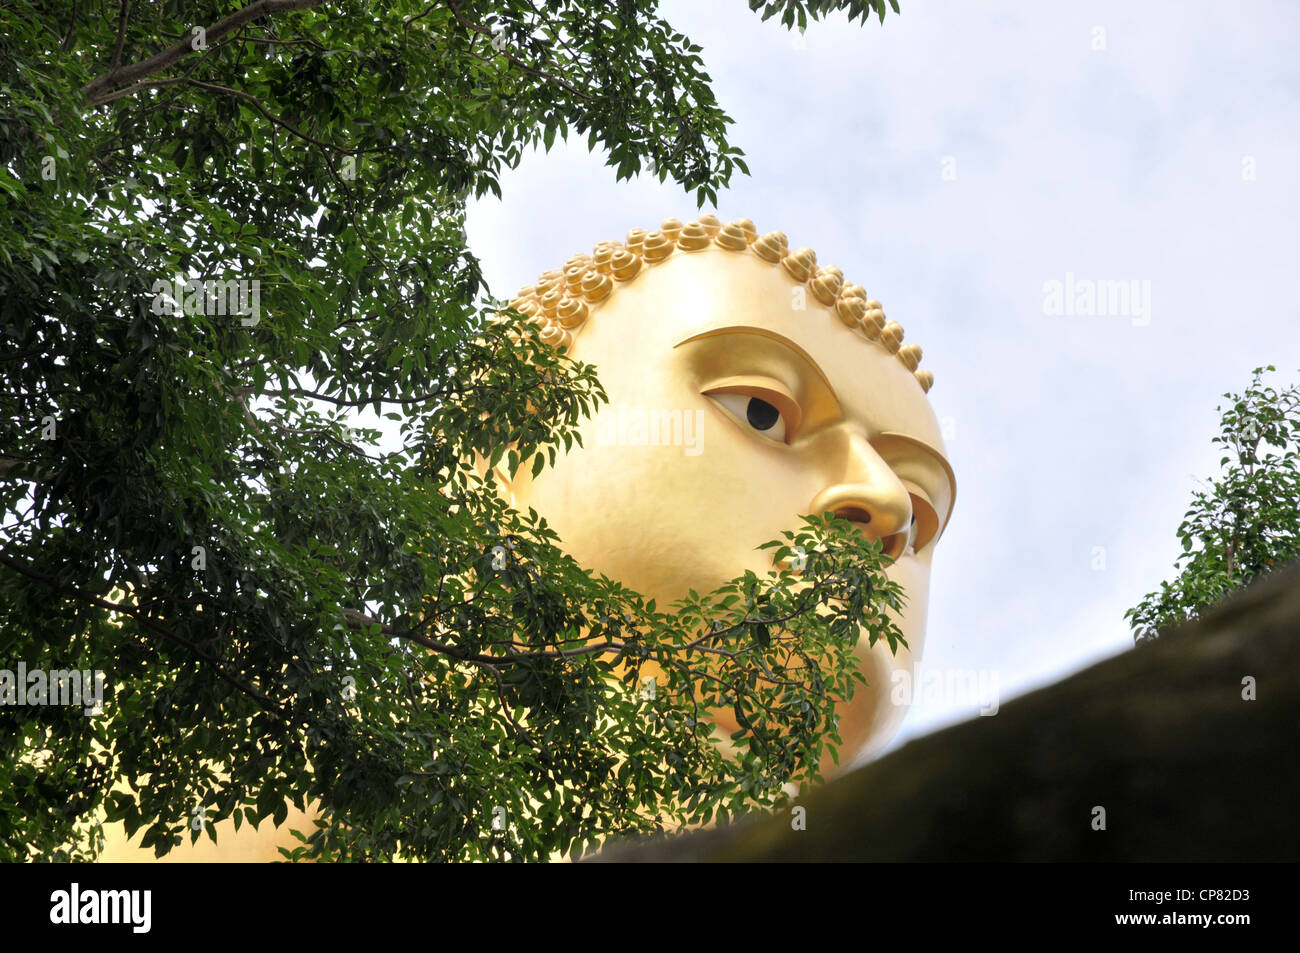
left=752, top=230, right=788, bottom=263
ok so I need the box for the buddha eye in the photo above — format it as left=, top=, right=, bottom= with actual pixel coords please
left=707, top=392, right=788, bottom=443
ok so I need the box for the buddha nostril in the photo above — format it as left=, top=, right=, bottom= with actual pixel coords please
left=827, top=506, right=909, bottom=562
left=833, top=505, right=872, bottom=525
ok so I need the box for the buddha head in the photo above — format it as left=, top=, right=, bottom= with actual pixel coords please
left=496, top=214, right=955, bottom=768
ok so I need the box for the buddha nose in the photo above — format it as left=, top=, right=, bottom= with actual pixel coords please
left=808, top=431, right=914, bottom=561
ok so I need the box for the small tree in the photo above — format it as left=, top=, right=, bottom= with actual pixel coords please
left=1126, top=366, right=1300, bottom=642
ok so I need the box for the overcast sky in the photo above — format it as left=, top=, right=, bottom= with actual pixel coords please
left=462, top=0, right=1300, bottom=750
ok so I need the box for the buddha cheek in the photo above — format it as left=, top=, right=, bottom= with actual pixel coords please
left=572, top=409, right=805, bottom=601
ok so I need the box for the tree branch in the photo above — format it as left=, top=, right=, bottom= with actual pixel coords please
left=82, top=0, right=328, bottom=105
left=109, top=1, right=131, bottom=73
left=185, top=79, right=358, bottom=155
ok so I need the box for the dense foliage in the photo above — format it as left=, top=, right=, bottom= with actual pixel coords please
left=1127, top=366, right=1300, bottom=642
left=0, top=0, right=901, bottom=861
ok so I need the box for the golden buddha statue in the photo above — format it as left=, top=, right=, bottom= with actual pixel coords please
left=99, top=213, right=955, bottom=861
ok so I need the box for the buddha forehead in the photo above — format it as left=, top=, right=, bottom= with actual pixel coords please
left=510, top=216, right=941, bottom=443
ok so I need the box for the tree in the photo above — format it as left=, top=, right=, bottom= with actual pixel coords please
left=1126, top=366, right=1300, bottom=642
left=0, top=0, right=901, bottom=861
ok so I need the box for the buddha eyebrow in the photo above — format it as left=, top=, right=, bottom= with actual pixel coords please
left=672, top=326, right=839, bottom=400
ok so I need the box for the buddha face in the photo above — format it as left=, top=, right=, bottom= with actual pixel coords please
left=503, top=234, right=955, bottom=768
